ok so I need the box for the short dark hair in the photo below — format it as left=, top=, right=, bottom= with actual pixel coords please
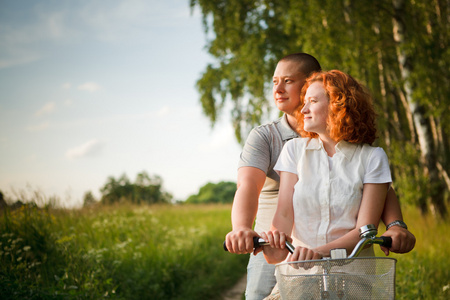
left=279, top=53, right=322, bottom=77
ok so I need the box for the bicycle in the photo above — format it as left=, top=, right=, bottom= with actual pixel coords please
left=224, top=224, right=396, bottom=299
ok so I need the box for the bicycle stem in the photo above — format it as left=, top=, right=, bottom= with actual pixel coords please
left=348, top=236, right=387, bottom=258
left=347, top=224, right=392, bottom=258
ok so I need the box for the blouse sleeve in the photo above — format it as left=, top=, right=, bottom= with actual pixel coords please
left=274, top=139, right=298, bottom=175
left=364, top=147, right=392, bottom=184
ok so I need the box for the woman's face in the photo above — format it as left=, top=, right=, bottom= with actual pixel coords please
left=301, top=81, right=329, bottom=135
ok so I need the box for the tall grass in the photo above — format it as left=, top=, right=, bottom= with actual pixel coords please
left=1, top=203, right=449, bottom=299
left=0, top=203, right=247, bottom=299
left=375, top=206, right=450, bottom=299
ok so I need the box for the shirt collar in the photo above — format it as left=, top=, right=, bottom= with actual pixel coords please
left=279, top=114, right=299, bottom=141
left=335, top=140, right=358, bottom=160
left=306, top=138, right=359, bottom=160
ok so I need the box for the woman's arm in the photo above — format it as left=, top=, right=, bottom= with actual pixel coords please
left=261, top=171, right=297, bottom=264
left=309, top=183, right=389, bottom=259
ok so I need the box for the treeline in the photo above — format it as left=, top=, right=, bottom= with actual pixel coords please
left=83, top=171, right=236, bottom=206
left=0, top=172, right=236, bottom=209
left=185, top=181, right=236, bottom=204
left=83, top=171, right=173, bottom=206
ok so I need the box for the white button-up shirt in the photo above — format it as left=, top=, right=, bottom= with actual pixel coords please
left=274, top=138, right=392, bottom=249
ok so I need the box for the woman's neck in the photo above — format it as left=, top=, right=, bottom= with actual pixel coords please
left=319, top=134, right=337, bottom=157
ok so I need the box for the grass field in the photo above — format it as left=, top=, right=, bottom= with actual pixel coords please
left=0, top=203, right=247, bottom=299
left=0, top=203, right=449, bottom=299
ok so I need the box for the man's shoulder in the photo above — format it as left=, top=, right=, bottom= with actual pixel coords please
left=254, top=117, right=283, bottom=130
left=251, top=117, right=284, bottom=137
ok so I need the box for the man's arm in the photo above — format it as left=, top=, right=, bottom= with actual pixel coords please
left=225, top=166, right=266, bottom=254
left=380, top=188, right=416, bottom=255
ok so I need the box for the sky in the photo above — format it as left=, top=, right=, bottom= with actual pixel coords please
left=0, top=0, right=247, bottom=208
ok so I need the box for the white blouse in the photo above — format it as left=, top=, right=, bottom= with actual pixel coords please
left=274, top=138, right=392, bottom=249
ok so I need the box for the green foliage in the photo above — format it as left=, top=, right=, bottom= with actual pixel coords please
left=185, top=181, right=237, bottom=204
left=0, top=204, right=248, bottom=299
left=99, top=171, right=172, bottom=205
left=190, top=0, right=450, bottom=216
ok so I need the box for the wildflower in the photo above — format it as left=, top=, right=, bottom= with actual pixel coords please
left=12, top=238, right=23, bottom=244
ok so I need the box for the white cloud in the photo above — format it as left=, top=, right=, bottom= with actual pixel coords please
left=62, top=82, right=71, bottom=89
left=66, top=139, right=105, bottom=159
left=26, top=121, right=50, bottom=132
left=35, top=102, right=56, bottom=116
left=198, top=123, right=237, bottom=153
left=157, top=106, right=170, bottom=117
left=78, top=82, right=101, bottom=92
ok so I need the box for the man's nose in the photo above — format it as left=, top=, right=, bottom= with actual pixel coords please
left=274, top=82, right=284, bottom=92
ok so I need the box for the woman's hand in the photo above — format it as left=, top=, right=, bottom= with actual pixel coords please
left=288, top=246, right=323, bottom=262
left=259, top=230, right=292, bottom=264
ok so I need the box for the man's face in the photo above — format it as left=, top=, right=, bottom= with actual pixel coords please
left=272, top=60, right=306, bottom=115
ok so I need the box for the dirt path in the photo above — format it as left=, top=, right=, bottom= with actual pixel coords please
left=222, top=275, right=246, bottom=300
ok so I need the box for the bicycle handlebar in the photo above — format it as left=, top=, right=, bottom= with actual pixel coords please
left=347, top=235, right=392, bottom=258
left=223, top=236, right=295, bottom=253
left=223, top=224, right=393, bottom=258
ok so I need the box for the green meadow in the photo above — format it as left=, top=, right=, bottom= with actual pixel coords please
left=1, top=203, right=449, bottom=299
left=0, top=204, right=247, bottom=299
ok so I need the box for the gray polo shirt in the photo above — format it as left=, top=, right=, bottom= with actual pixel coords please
left=238, top=115, right=299, bottom=233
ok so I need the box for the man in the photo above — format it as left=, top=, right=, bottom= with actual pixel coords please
left=224, top=53, right=416, bottom=300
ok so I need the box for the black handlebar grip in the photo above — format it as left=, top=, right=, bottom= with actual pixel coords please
left=381, top=236, right=392, bottom=248
left=223, top=236, right=262, bottom=252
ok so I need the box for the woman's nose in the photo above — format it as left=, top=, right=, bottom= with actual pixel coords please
left=301, top=102, right=309, bottom=114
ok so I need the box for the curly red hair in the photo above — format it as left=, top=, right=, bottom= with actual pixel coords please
left=295, top=70, right=377, bottom=145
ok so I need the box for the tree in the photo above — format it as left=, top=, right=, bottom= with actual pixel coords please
left=83, top=191, right=97, bottom=207
left=0, top=190, right=6, bottom=210
left=185, top=181, right=237, bottom=204
left=190, top=0, right=449, bottom=217
left=100, top=171, right=172, bottom=205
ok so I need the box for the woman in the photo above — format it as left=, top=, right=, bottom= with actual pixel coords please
left=261, top=70, right=392, bottom=264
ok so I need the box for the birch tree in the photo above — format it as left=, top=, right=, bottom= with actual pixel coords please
left=190, top=0, right=449, bottom=217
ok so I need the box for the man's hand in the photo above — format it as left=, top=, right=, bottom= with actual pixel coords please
left=381, top=226, right=416, bottom=255
left=225, top=228, right=259, bottom=254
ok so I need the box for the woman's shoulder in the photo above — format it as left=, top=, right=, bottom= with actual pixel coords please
left=285, top=137, right=315, bottom=148
left=361, top=144, right=387, bottom=156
